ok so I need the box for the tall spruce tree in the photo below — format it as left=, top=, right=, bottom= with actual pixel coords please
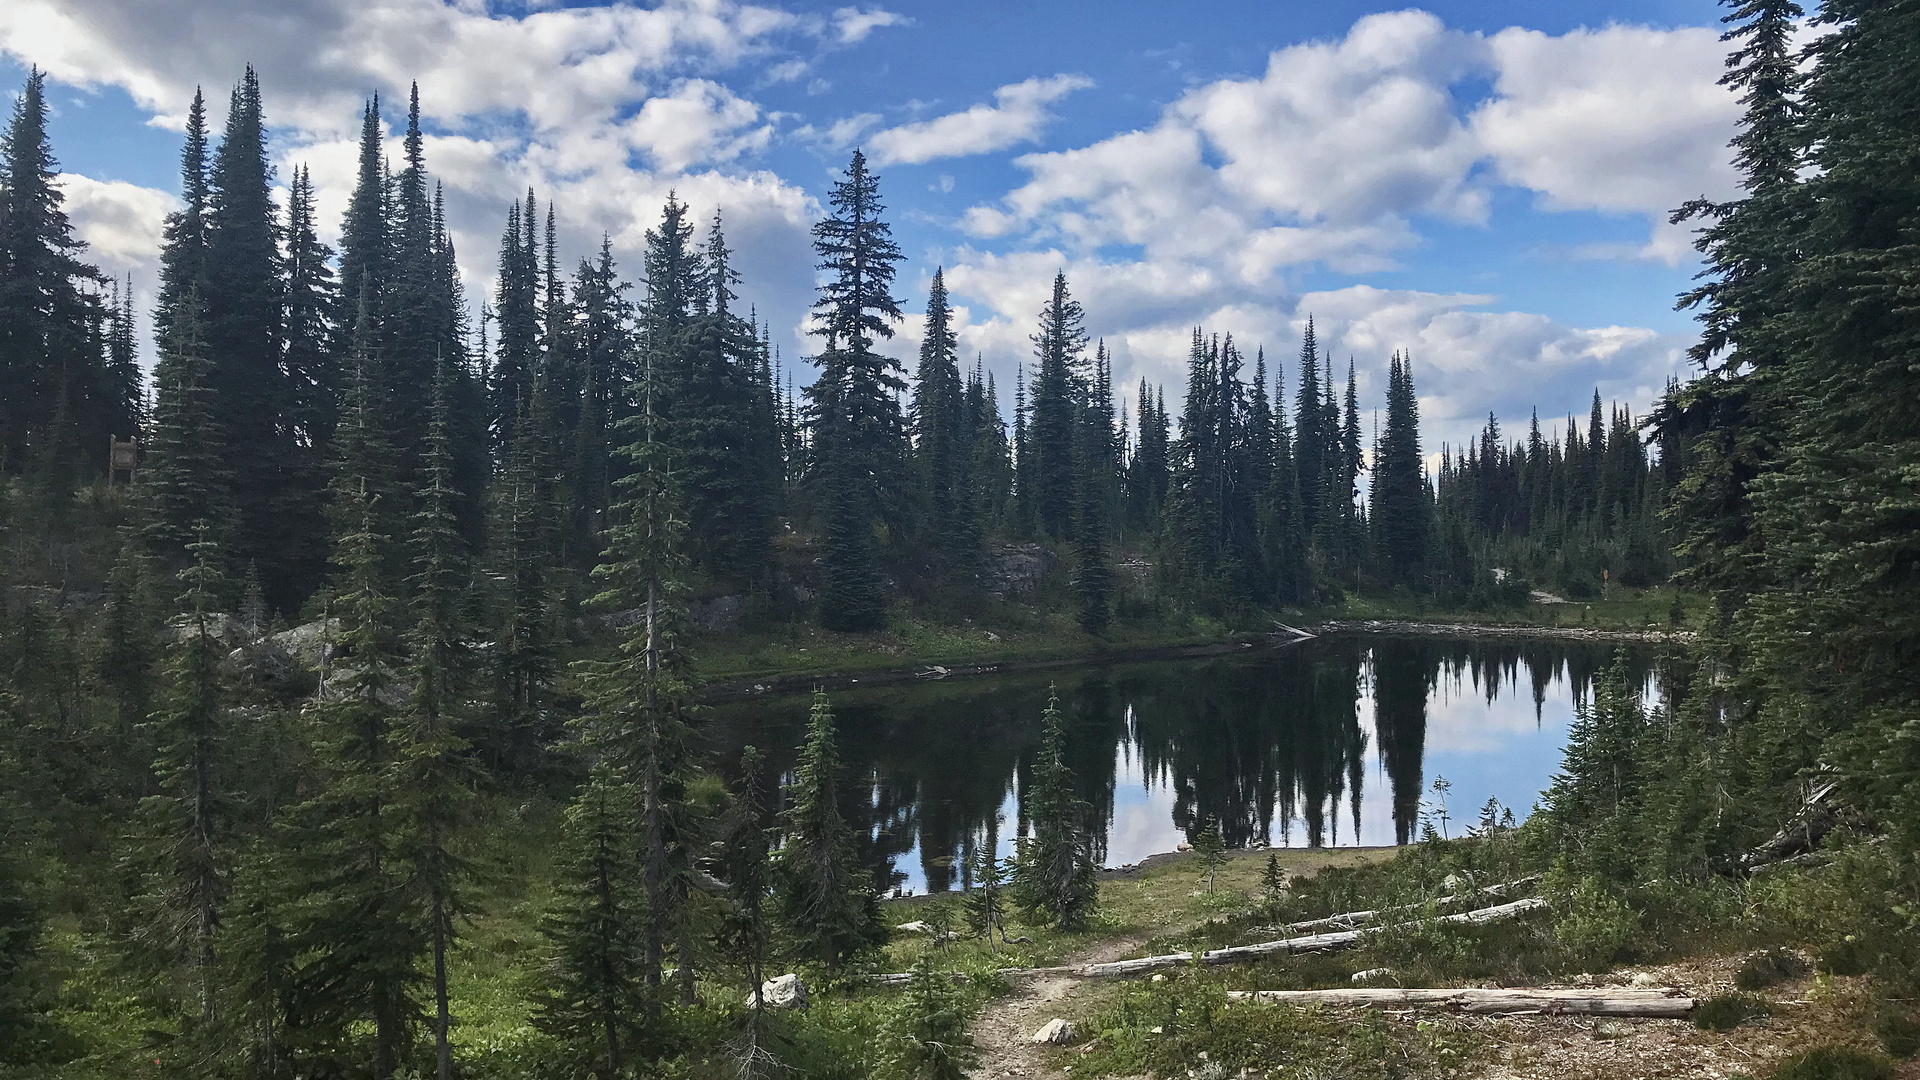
left=1292, top=318, right=1327, bottom=533
left=283, top=164, right=339, bottom=449
left=1661, top=0, right=1806, bottom=631
left=290, top=482, right=422, bottom=1078
left=670, top=212, right=775, bottom=584
left=805, top=151, right=905, bottom=631
left=1028, top=272, right=1088, bottom=541
left=912, top=269, right=968, bottom=559
left=154, top=87, right=210, bottom=362
left=0, top=67, right=111, bottom=480
left=1371, top=353, right=1428, bottom=583
left=575, top=368, right=699, bottom=1018
left=144, top=296, right=236, bottom=560
left=135, top=526, right=232, bottom=1026
left=400, top=362, right=473, bottom=1080
left=202, top=68, right=296, bottom=609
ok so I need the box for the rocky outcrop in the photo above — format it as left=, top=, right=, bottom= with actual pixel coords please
left=690, top=594, right=744, bottom=633
left=271, top=619, right=340, bottom=671
left=982, top=544, right=1051, bottom=598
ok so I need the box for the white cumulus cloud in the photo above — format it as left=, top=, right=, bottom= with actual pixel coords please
left=868, top=73, right=1093, bottom=166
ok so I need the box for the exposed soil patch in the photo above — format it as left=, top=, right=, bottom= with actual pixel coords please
left=968, top=932, right=1155, bottom=1080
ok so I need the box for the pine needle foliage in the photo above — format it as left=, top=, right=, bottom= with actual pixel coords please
left=774, top=691, right=885, bottom=968
left=1013, top=689, right=1098, bottom=931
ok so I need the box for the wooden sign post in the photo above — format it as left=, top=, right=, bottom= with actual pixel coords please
left=108, top=436, right=138, bottom=486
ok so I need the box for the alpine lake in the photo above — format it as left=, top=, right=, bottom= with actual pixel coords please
left=708, top=633, right=1675, bottom=895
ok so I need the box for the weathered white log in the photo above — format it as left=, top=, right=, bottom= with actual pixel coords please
left=869, top=897, right=1548, bottom=985
left=1225, top=987, right=1693, bottom=1018
left=1070, top=897, right=1548, bottom=978
left=1270, top=875, right=1543, bottom=935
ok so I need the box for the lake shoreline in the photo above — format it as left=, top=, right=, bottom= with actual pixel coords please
left=697, top=618, right=1691, bottom=703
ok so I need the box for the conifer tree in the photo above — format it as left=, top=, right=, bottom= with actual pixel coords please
left=774, top=691, right=885, bottom=967
left=912, top=269, right=967, bottom=558
left=135, top=525, right=232, bottom=1025
left=887, top=951, right=975, bottom=1080
left=283, top=164, right=339, bottom=450
left=1293, top=319, right=1327, bottom=533
left=1261, top=359, right=1308, bottom=604
left=1012, top=690, right=1097, bottom=930
left=331, top=299, right=404, bottom=587
left=669, top=212, right=775, bottom=583
left=0, top=67, right=110, bottom=479
left=490, top=193, right=541, bottom=449
left=568, top=236, right=635, bottom=553
left=966, top=362, right=1012, bottom=541
left=1371, top=353, right=1428, bottom=583
left=574, top=368, right=700, bottom=1015
left=155, top=87, right=210, bottom=360
left=338, top=97, right=390, bottom=338
left=1660, top=0, right=1806, bottom=629
left=538, top=754, right=643, bottom=1075
left=718, top=746, right=773, bottom=1035
left=144, top=296, right=236, bottom=561
left=963, top=844, right=1010, bottom=946
left=488, top=406, right=558, bottom=772
left=290, top=482, right=422, bottom=1077
left=95, top=535, right=161, bottom=739
left=1072, top=380, right=1113, bottom=634
left=103, top=275, right=142, bottom=441
left=400, top=361, right=473, bottom=1080
left=202, top=68, right=297, bottom=609
left=1126, top=380, right=1170, bottom=533
left=1028, top=272, right=1088, bottom=540
left=805, top=151, right=905, bottom=631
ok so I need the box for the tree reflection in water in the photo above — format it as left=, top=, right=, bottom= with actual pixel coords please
left=709, top=636, right=1663, bottom=894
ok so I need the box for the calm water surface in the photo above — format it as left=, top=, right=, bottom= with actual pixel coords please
left=710, top=635, right=1665, bottom=894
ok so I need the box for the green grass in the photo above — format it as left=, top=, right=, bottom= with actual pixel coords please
left=690, top=586, right=1706, bottom=688
left=694, top=600, right=1235, bottom=684
left=1325, top=584, right=1702, bottom=632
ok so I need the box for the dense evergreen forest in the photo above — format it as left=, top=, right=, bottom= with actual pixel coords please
left=1, top=0, right=1917, bottom=1074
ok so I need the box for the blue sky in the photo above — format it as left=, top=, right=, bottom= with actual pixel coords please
left=1, top=0, right=1743, bottom=453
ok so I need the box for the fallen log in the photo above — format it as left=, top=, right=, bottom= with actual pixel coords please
left=870, top=897, right=1549, bottom=985
left=1072, top=897, right=1546, bottom=978
left=1267, top=876, right=1542, bottom=935
left=1225, top=987, right=1693, bottom=1018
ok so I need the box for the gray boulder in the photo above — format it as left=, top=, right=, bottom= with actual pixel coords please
left=750, top=973, right=807, bottom=1010
left=1030, top=1018, right=1076, bottom=1045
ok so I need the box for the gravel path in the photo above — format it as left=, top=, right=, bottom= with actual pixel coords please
left=967, top=933, right=1150, bottom=1080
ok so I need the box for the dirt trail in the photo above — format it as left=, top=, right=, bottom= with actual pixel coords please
left=968, top=932, right=1149, bottom=1079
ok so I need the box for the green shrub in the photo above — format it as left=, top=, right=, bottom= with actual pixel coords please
left=1735, top=948, right=1811, bottom=990
left=1767, top=1047, right=1895, bottom=1080
left=1819, top=937, right=1870, bottom=977
left=1549, top=872, right=1637, bottom=971
left=1693, top=993, right=1771, bottom=1032
left=1872, top=1009, right=1920, bottom=1058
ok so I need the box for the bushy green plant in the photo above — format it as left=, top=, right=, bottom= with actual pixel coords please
left=1192, top=818, right=1227, bottom=894
left=884, top=952, right=974, bottom=1080
left=1767, top=1047, right=1895, bottom=1080
left=1735, top=948, right=1810, bottom=991
left=1872, top=1009, right=1920, bottom=1059
left=1693, top=993, right=1770, bottom=1032
left=1546, top=868, right=1637, bottom=971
